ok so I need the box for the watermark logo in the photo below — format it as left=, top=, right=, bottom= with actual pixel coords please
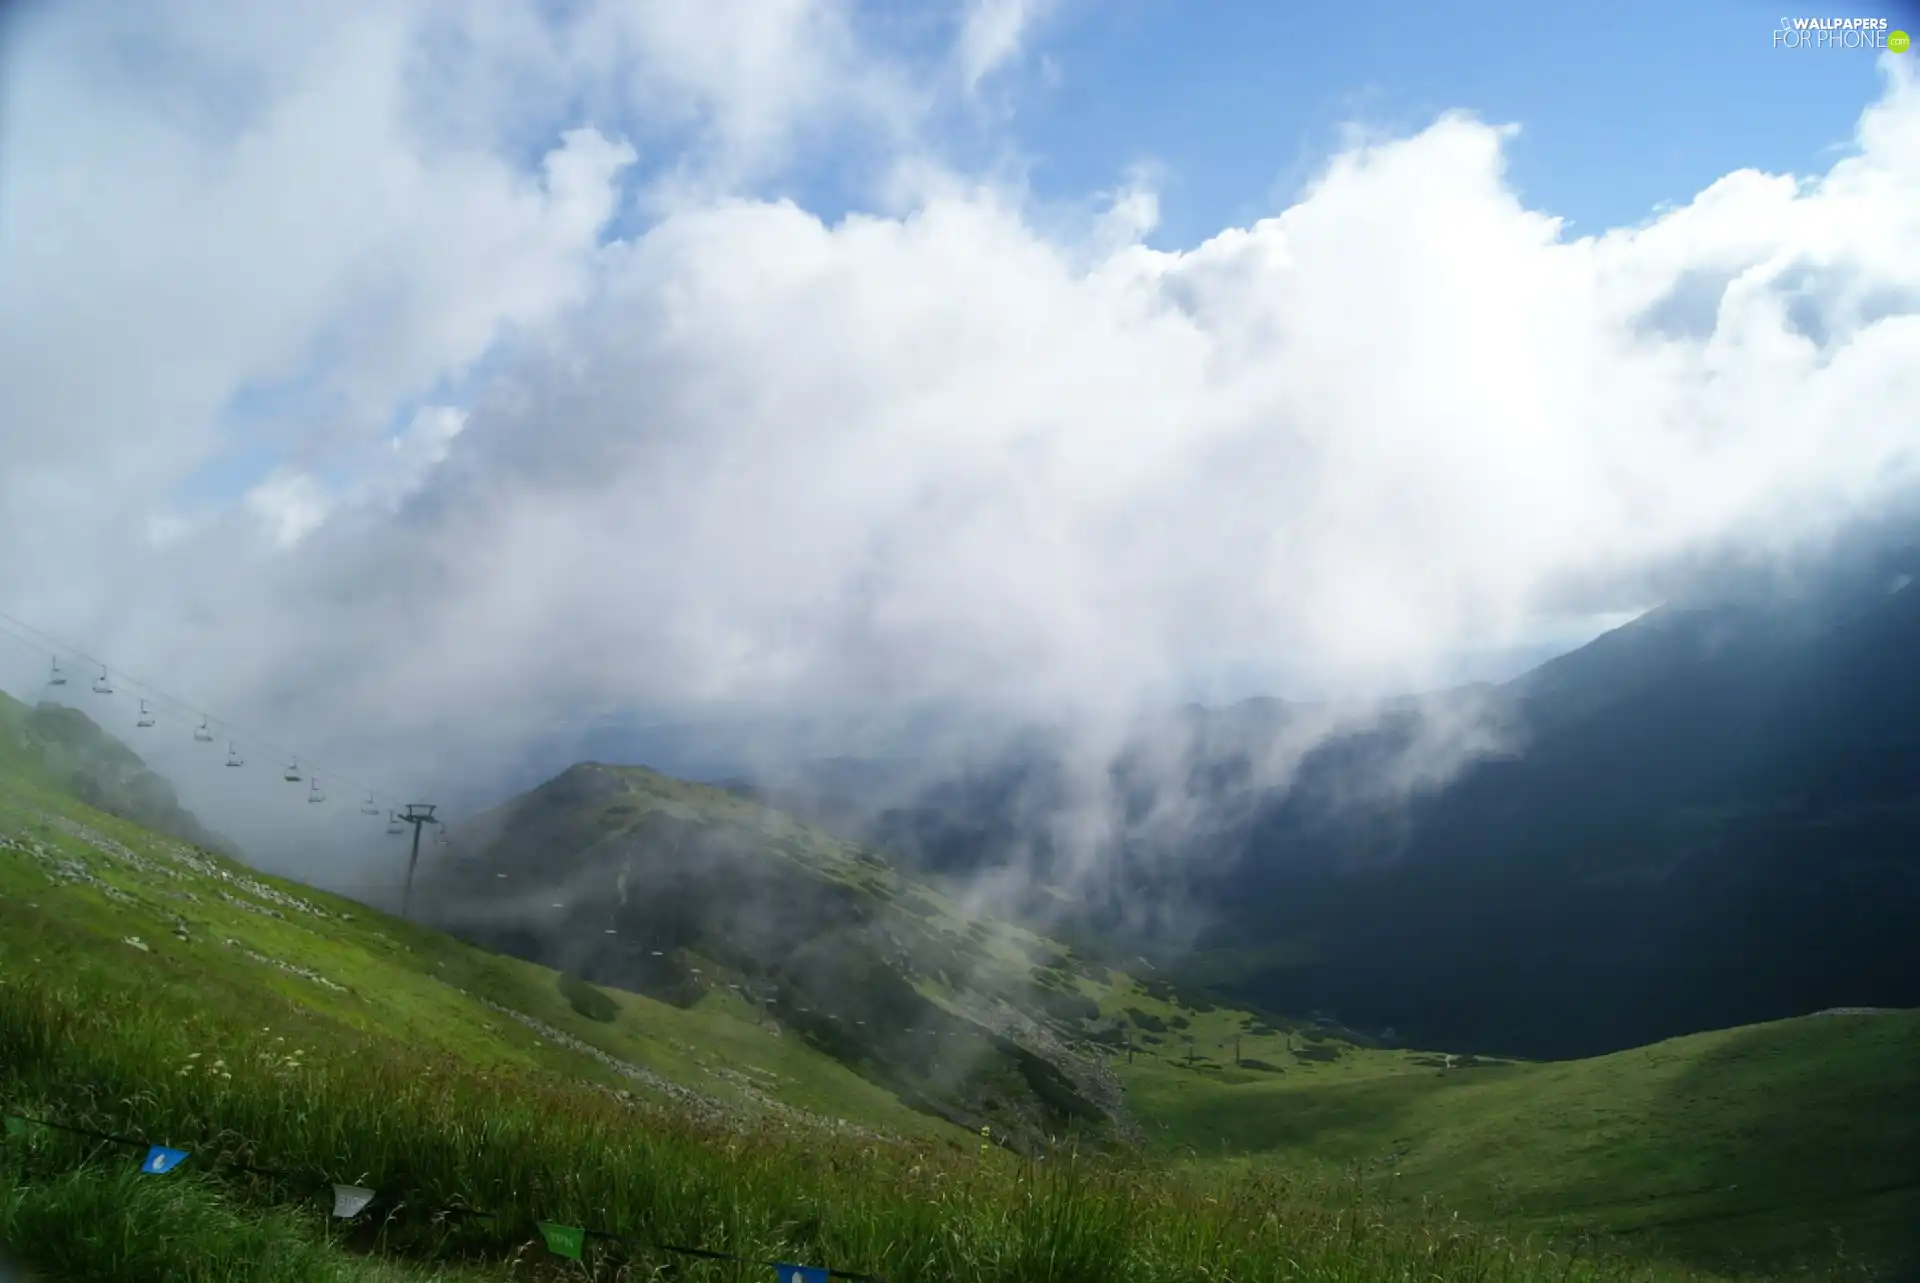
left=1772, top=17, right=1907, bottom=49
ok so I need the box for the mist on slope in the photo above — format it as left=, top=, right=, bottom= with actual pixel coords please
left=1, top=3, right=1917, bottom=923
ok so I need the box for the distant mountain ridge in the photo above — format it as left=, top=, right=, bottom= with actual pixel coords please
left=743, top=539, right=1920, bottom=1059
left=414, top=761, right=1148, bottom=1152
left=1199, top=564, right=1920, bottom=1057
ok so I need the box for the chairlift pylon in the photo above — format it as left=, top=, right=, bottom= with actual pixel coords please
left=361, top=792, right=380, bottom=816
left=136, top=699, right=155, bottom=729
left=226, top=742, right=244, bottom=768
left=193, top=718, right=214, bottom=743
left=46, top=658, right=67, bottom=687
left=283, top=758, right=302, bottom=784
left=91, top=665, right=112, bottom=695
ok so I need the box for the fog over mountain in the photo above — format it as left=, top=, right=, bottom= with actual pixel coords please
left=738, top=522, right=1920, bottom=1057
left=2, top=5, right=1917, bottom=916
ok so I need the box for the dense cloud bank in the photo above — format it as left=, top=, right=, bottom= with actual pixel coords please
left=2, top=4, right=1916, bottom=887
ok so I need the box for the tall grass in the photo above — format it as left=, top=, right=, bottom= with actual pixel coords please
left=0, top=1153, right=477, bottom=1282
left=0, top=972, right=1747, bottom=1282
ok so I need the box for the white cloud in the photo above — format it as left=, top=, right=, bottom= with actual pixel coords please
left=535, top=0, right=924, bottom=202
left=1, top=3, right=1917, bottom=884
left=244, top=469, right=333, bottom=549
left=0, top=3, right=638, bottom=636
left=957, top=0, right=1058, bottom=90
left=392, top=406, right=469, bottom=472
left=294, top=66, right=1911, bottom=734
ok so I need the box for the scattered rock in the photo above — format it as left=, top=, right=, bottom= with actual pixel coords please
left=222, top=939, right=348, bottom=992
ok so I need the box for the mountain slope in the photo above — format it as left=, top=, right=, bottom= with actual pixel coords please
left=3, top=702, right=1913, bottom=1279
left=1198, top=571, right=1920, bottom=1057
left=752, top=555, right=1920, bottom=1060
left=419, top=762, right=1137, bottom=1152
left=1115, top=1003, right=1920, bottom=1276
left=0, top=723, right=959, bottom=1148
left=0, top=692, right=233, bottom=856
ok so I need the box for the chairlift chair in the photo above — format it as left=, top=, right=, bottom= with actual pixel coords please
left=385, top=812, right=404, bottom=836
left=193, top=717, right=214, bottom=743
left=46, top=659, right=67, bottom=687
left=308, top=778, right=325, bottom=804
left=226, top=742, right=244, bottom=768
left=361, top=792, right=380, bottom=816
left=136, top=699, right=155, bottom=729
left=91, top=666, right=112, bottom=695
left=283, top=759, right=302, bottom=784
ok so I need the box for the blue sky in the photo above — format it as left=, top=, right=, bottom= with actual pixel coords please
left=972, top=0, right=1911, bottom=249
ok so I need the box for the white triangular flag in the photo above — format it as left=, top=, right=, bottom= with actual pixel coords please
left=331, top=1184, right=375, bottom=1218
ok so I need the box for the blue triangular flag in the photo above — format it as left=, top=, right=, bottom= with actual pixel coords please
left=140, top=1145, right=188, bottom=1174
left=772, top=1265, right=829, bottom=1283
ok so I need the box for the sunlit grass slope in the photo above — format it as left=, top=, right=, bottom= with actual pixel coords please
left=0, top=765, right=1732, bottom=1282
left=1104, top=996, right=1919, bottom=1277
left=0, top=705, right=964, bottom=1144
left=1, top=691, right=1906, bottom=1280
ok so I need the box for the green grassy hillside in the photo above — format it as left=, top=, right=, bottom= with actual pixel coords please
left=1, top=692, right=233, bottom=854
left=423, top=762, right=1139, bottom=1151
left=0, top=710, right=975, bottom=1150
left=1, top=696, right=1910, bottom=1280
left=1100, top=993, right=1919, bottom=1277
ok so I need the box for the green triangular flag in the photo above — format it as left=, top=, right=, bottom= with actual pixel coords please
left=538, top=1221, right=585, bottom=1260
left=3, top=1116, right=28, bottom=1139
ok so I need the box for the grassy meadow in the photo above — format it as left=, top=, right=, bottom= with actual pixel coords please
left=1098, top=995, right=1919, bottom=1275
left=0, top=703, right=1912, bottom=1280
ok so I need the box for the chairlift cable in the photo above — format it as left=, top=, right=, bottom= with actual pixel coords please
left=3, top=615, right=458, bottom=881
left=0, top=610, right=421, bottom=818
left=0, top=615, right=371, bottom=794
left=0, top=613, right=381, bottom=794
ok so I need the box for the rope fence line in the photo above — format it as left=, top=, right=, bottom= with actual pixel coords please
left=2, top=1110, right=883, bottom=1281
